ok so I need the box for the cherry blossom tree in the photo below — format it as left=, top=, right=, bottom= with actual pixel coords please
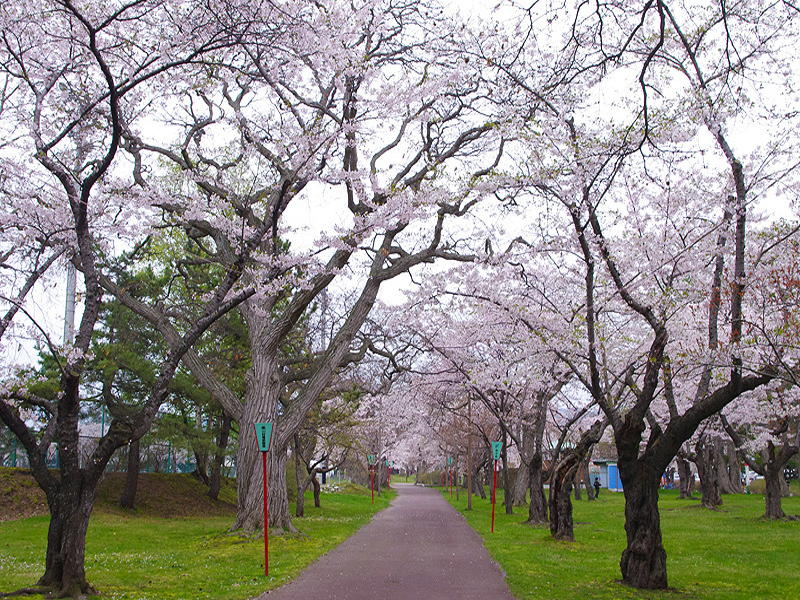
left=0, top=1, right=249, bottom=595
left=722, top=222, right=800, bottom=518
left=101, top=0, right=507, bottom=534
left=493, top=0, right=800, bottom=589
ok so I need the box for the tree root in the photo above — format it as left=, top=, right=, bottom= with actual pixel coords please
left=1, top=588, right=50, bottom=597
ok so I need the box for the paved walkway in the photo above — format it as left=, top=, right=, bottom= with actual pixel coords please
left=255, top=483, right=516, bottom=599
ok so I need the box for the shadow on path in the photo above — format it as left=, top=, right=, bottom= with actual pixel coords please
left=255, top=483, right=516, bottom=599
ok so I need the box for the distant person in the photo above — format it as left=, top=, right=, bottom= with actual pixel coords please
left=593, top=477, right=601, bottom=499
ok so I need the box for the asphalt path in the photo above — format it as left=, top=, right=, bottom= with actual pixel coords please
left=255, top=483, right=516, bottom=599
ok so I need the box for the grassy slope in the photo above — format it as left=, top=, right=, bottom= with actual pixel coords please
left=0, top=469, right=391, bottom=600
left=443, top=487, right=800, bottom=599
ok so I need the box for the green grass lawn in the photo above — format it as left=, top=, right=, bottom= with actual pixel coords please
left=0, top=485, right=392, bottom=600
left=442, top=486, right=800, bottom=599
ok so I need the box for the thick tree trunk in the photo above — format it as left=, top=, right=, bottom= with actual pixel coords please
left=760, top=441, right=799, bottom=519
left=234, top=437, right=294, bottom=534
left=525, top=452, right=547, bottom=524
left=511, top=462, right=529, bottom=506
left=619, top=465, right=667, bottom=589
left=233, top=345, right=296, bottom=534
left=573, top=468, right=582, bottom=501
left=38, top=482, right=98, bottom=597
left=119, top=438, right=140, bottom=509
left=719, top=439, right=743, bottom=494
left=548, top=458, right=578, bottom=541
left=764, top=465, right=786, bottom=519
left=696, top=436, right=722, bottom=508
left=677, top=454, right=694, bottom=499
left=209, top=414, right=231, bottom=501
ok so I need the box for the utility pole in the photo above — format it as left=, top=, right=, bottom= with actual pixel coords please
left=63, top=261, right=76, bottom=345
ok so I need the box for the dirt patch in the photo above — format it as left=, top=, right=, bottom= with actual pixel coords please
left=0, top=468, right=237, bottom=522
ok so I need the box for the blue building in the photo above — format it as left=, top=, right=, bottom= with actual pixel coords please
left=590, top=459, right=623, bottom=492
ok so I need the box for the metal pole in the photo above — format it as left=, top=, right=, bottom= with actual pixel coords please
left=63, top=262, right=76, bottom=345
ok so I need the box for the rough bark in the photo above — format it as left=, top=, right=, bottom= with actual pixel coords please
left=209, top=414, right=231, bottom=501
left=525, top=452, right=547, bottom=524
left=764, top=464, right=787, bottom=519
left=714, top=438, right=740, bottom=494
left=38, top=487, right=97, bottom=598
left=618, top=464, right=667, bottom=589
left=233, top=340, right=296, bottom=533
left=548, top=461, right=577, bottom=541
left=696, top=435, right=723, bottom=508
left=119, top=439, right=140, bottom=510
left=511, top=463, right=529, bottom=506
left=676, top=454, right=695, bottom=499
left=759, top=441, right=798, bottom=519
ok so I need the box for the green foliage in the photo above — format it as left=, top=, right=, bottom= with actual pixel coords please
left=445, top=489, right=800, bottom=599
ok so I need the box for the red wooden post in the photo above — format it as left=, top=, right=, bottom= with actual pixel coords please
left=370, top=465, right=374, bottom=505
left=254, top=422, right=274, bottom=577
left=262, top=450, right=269, bottom=575
left=491, top=458, right=498, bottom=533
left=449, top=465, right=453, bottom=497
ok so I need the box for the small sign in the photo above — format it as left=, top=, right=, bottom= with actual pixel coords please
left=368, top=454, right=375, bottom=465
left=448, top=457, right=453, bottom=466
left=254, top=423, right=274, bottom=452
left=385, top=459, right=391, bottom=466
left=491, top=441, right=503, bottom=461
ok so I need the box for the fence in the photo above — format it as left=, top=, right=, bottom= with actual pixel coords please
left=1, top=435, right=208, bottom=475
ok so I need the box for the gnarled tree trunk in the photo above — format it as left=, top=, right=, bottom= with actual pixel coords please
left=548, top=457, right=578, bottom=541
left=39, top=485, right=97, bottom=598
left=696, top=435, right=722, bottom=508
left=233, top=343, right=296, bottom=534
left=618, top=463, right=667, bottom=589
left=526, top=452, right=547, bottom=524
left=676, top=453, right=695, bottom=499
